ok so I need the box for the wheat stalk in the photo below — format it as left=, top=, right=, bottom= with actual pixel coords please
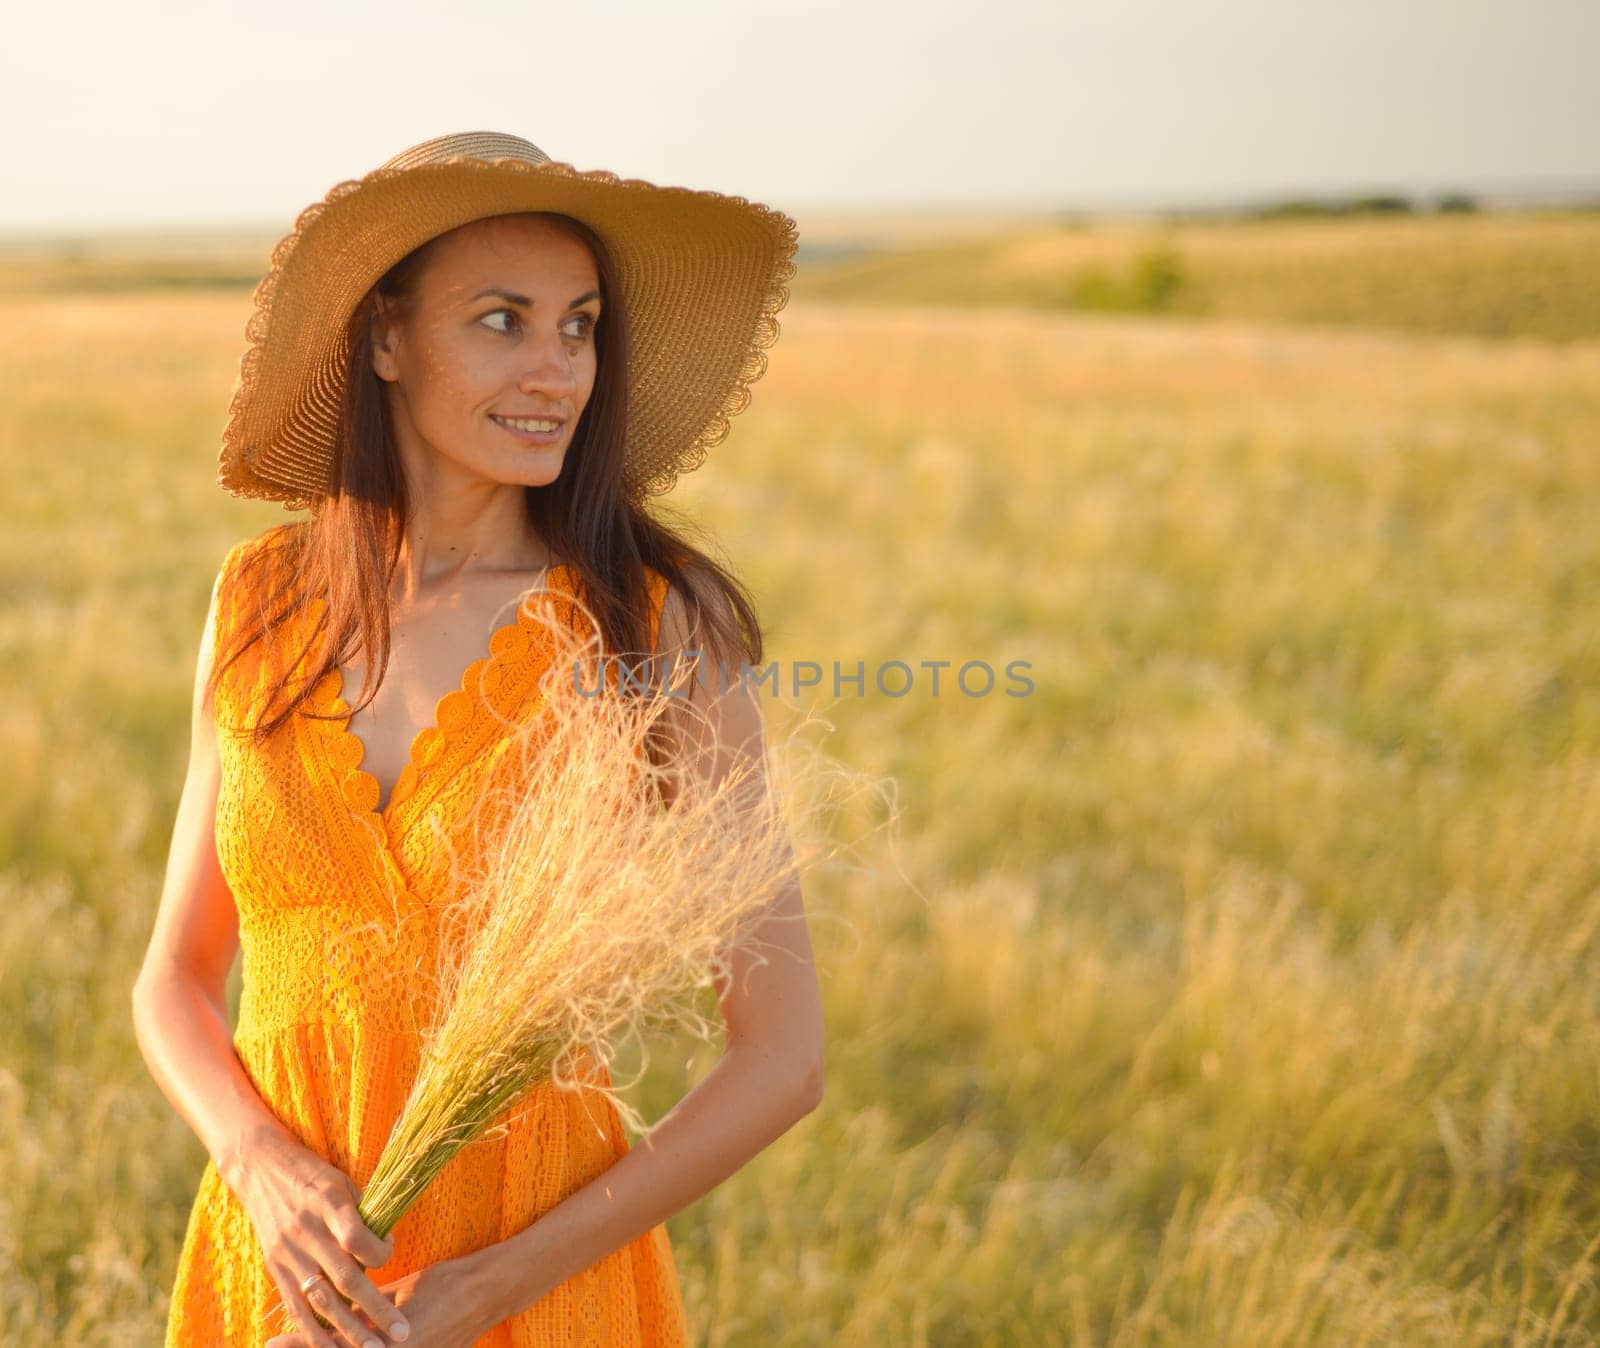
left=344, top=591, right=862, bottom=1239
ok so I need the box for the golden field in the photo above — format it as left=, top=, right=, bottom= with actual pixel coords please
left=1, top=212, right=1598, bottom=1343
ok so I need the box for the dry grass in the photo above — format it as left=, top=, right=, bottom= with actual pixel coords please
left=270, top=606, right=878, bottom=1339
left=2, top=224, right=1599, bottom=1342
left=366, top=602, right=870, bottom=1216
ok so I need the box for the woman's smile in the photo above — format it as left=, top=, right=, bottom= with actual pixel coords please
left=489, top=412, right=567, bottom=444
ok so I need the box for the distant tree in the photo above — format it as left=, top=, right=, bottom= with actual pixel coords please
left=1130, top=244, right=1185, bottom=311
left=1071, top=263, right=1120, bottom=309
left=1348, top=195, right=1415, bottom=215
left=1255, top=199, right=1347, bottom=220
left=1069, top=243, right=1186, bottom=313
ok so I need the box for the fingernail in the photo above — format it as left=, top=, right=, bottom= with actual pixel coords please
left=363, top=1339, right=383, bottom=1348
left=390, top=1321, right=410, bottom=1341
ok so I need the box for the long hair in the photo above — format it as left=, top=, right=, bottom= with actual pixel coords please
left=206, top=210, right=764, bottom=744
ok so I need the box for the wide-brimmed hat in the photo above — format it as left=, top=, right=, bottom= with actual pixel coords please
left=217, top=130, right=799, bottom=509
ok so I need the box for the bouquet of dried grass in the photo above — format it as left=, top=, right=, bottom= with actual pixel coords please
left=341, top=591, right=864, bottom=1243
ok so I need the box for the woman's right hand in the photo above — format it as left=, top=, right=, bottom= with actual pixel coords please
left=228, top=1125, right=412, bottom=1348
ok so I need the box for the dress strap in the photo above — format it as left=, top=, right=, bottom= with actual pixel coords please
left=645, top=567, right=671, bottom=653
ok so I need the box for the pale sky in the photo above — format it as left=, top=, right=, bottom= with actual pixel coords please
left=2, top=0, right=1595, bottom=233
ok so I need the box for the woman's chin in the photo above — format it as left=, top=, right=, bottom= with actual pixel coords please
left=479, top=441, right=569, bottom=487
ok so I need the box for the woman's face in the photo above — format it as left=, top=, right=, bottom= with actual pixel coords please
left=370, top=213, right=602, bottom=491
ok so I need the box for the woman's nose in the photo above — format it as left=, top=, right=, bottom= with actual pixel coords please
left=517, top=336, right=580, bottom=395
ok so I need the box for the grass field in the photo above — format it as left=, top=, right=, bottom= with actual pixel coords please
left=2, top=211, right=1598, bottom=1343
left=787, top=210, right=1600, bottom=343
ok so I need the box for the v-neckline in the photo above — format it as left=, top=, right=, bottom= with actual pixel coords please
left=308, top=564, right=576, bottom=836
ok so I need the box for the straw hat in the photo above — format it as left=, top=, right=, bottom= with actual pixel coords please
left=217, top=130, right=799, bottom=509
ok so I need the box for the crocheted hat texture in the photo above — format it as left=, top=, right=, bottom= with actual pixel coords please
left=217, top=130, right=799, bottom=509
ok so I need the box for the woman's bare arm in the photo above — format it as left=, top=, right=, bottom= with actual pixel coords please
left=130, top=563, right=301, bottom=1189
left=134, top=561, right=412, bottom=1347
left=458, top=580, right=826, bottom=1329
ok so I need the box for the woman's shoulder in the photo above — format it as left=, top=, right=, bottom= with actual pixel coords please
left=219, top=521, right=296, bottom=568
left=209, top=524, right=310, bottom=657
left=648, top=556, right=749, bottom=665
left=216, top=522, right=304, bottom=594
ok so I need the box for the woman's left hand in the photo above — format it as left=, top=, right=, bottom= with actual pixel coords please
left=266, top=1255, right=493, bottom=1348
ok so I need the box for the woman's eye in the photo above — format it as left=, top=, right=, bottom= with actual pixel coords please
left=480, top=310, right=594, bottom=339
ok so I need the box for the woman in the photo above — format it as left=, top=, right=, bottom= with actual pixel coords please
left=131, top=132, right=822, bottom=1347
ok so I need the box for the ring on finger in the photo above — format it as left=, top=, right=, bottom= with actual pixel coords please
left=299, top=1270, right=330, bottom=1297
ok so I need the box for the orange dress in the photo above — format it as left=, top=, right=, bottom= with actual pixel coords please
left=166, top=529, right=689, bottom=1346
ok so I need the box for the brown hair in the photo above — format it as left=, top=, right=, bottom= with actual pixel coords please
left=207, top=210, right=764, bottom=743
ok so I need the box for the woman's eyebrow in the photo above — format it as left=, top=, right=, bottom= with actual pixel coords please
left=468, top=285, right=602, bottom=309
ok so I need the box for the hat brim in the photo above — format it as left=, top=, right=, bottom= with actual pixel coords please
left=218, top=156, right=798, bottom=508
